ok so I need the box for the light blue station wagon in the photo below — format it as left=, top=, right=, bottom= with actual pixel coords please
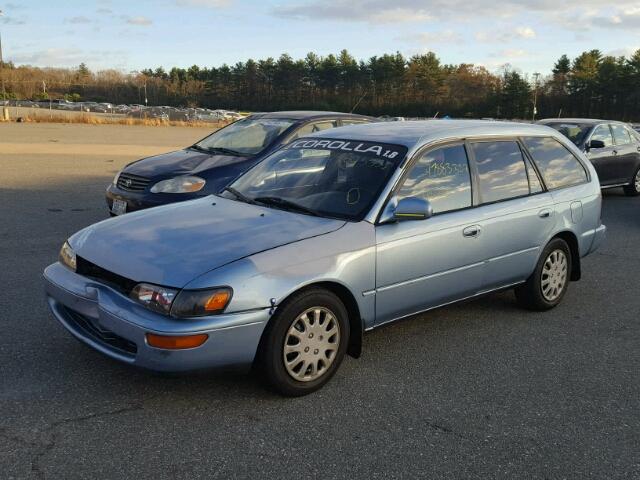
left=45, top=120, right=606, bottom=395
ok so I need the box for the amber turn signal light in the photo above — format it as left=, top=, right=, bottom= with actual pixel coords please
left=146, top=333, right=208, bottom=350
left=204, top=290, right=231, bottom=312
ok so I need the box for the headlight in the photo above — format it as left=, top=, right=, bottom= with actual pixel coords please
left=130, top=283, right=178, bottom=315
left=59, top=241, right=76, bottom=271
left=150, top=176, right=206, bottom=194
left=171, top=288, right=232, bottom=318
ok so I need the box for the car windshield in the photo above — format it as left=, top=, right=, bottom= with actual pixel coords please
left=545, top=123, right=592, bottom=146
left=223, top=138, right=407, bottom=221
left=194, top=117, right=295, bottom=156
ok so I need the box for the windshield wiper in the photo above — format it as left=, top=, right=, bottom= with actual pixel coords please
left=203, top=146, right=249, bottom=157
left=253, top=196, right=320, bottom=217
left=190, top=144, right=209, bottom=153
left=222, top=186, right=257, bottom=205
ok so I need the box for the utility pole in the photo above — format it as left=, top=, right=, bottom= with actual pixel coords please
left=532, top=72, right=540, bottom=122
left=0, top=9, right=6, bottom=100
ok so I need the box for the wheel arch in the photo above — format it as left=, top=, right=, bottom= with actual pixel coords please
left=257, top=281, right=364, bottom=361
left=551, top=230, right=581, bottom=281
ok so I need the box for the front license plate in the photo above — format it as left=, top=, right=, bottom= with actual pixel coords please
left=111, top=199, right=127, bottom=215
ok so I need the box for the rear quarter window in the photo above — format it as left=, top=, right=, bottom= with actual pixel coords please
left=522, top=137, right=588, bottom=189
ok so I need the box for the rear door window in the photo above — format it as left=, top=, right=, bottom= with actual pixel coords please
left=590, top=125, right=614, bottom=147
left=611, top=124, right=632, bottom=145
left=522, top=136, right=588, bottom=189
left=397, top=144, right=472, bottom=214
left=288, top=121, right=338, bottom=142
left=470, top=141, right=529, bottom=203
left=341, top=119, right=369, bottom=126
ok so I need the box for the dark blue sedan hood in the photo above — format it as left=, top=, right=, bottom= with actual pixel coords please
left=69, top=197, right=345, bottom=288
left=125, top=148, right=250, bottom=178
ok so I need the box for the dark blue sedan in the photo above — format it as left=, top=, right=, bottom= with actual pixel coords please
left=106, top=111, right=374, bottom=215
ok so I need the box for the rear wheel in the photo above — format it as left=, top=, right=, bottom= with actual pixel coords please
left=515, top=238, right=571, bottom=311
left=258, top=288, right=349, bottom=396
left=623, top=167, right=640, bottom=196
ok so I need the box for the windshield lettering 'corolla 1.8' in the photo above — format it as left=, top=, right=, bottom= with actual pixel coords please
left=222, top=138, right=407, bottom=220
left=194, top=118, right=295, bottom=156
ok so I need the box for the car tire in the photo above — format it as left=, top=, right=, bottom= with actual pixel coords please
left=257, top=288, right=350, bottom=397
left=623, top=166, right=640, bottom=196
left=515, top=238, right=572, bottom=311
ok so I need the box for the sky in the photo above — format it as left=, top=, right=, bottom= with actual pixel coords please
left=1, top=0, right=639, bottom=76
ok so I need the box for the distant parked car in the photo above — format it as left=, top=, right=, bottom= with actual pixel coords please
left=46, top=120, right=605, bottom=395
left=106, top=111, right=375, bottom=215
left=538, top=118, right=640, bottom=196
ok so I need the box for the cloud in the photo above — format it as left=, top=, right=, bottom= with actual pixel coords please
left=514, top=26, right=536, bottom=39
left=476, top=26, right=537, bottom=43
left=0, top=14, right=25, bottom=25
left=96, top=8, right=113, bottom=14
left=10, top=48, right=128, bottom=69
left=397, top=30, right=464, bottom=45
left=65, top=16, right=93, bottom=24
left=492, top=49, right=529, bottom=59
left=270, top=0, right=640, bottom=28
left=124, top=16, right=153, bottom=26
left=272, top=1, right=432, bottom=24
left=175, top=0, right=232, bottom=7
left=587, top=7, right=640, bottom=30
left=605, top=46, right=640, bottom=57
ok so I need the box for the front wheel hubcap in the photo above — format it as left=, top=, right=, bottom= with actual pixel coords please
left=541, top=249, right=568, bottom=302
left=634, top=169, right=640, bottom=192
left=283, top=307, right=340, bottom=382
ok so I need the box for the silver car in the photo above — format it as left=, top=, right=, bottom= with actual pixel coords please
left=44, top=121, right=606, bottom=396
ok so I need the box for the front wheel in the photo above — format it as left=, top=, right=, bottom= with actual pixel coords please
left=515, top=238, right=572, bottom=311
left=257, top=288, right=350, bottom=396
left=623, top=167, right=640, bottom=196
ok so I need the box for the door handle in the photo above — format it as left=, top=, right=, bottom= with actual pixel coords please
left=612, top=150, right=618, bottom=155
left=538, top=209, right=552, bottom=218
left=462, top=225, right=481, bottom=238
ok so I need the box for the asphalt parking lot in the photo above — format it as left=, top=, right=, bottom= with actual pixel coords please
left=1, top=123, right=639, bottom=479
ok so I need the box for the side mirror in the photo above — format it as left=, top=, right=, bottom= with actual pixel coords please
left=393, top=197, right=433, bottom=222
left=587, top=139, right=605, bottom=150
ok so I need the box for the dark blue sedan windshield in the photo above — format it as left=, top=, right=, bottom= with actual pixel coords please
left=195, top=117, right=295, bottom=156
left=225, top=138, right=406, bottom=220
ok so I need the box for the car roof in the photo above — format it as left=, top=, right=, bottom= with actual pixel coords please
left=304, top=119, right=559, bottom=149
left=251, top=110, right=374, bottom=121
left=538, top=118, right=627, bottom=126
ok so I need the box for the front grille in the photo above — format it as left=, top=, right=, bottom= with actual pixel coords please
left=116, top=172, right=151, bottom=192
left=76, top=256, right=137, bottom=295
left=64, top=307, right=138, bottom=357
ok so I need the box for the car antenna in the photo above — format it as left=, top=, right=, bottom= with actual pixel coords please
left=349, top=90, right=368, bottom=114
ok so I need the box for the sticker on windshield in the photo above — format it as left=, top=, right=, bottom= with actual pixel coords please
left=287, top=138, right=406, bottom=160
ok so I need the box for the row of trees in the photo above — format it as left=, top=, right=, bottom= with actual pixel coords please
left=1, top=49, right=640, bottom=120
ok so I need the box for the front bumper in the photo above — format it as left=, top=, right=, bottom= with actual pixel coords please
left=44, top=262, right=269, bottom=372
left=105, top=184, right=205, bottom=214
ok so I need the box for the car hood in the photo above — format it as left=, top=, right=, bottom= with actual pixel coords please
left=69, top=197, right=346, bottom=288
left=125, top=148, right=251, bottom=178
